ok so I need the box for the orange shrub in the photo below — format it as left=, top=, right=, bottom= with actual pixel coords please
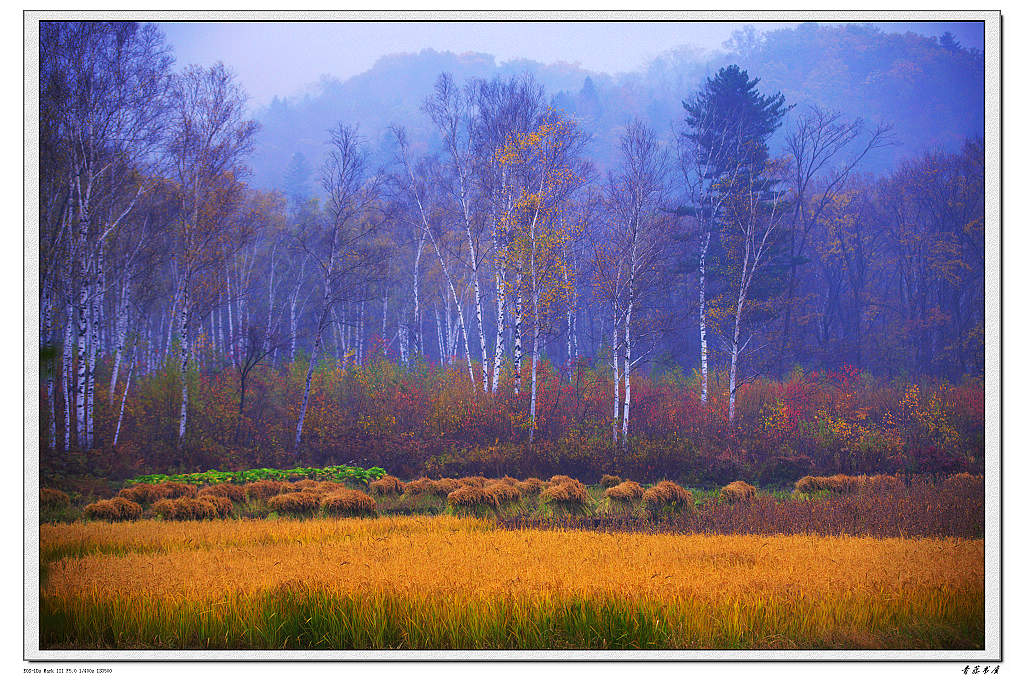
left=721, top=481, right=757, bottom=503
left=433, top=478, right=462, bottom=495
left=203, top=496, right=235, bottom=518
left=447, top=486, right=499, bottom=511
left=369, top=475, right=405, bottom=496
left=150, top=499, right=177, bottom=519
left=795, top=475, right=860, bottom=495
left=862, top=474, right=902, bottom=493
left=267, top=492, right=320, bottom=516
left=642, top=481, right=695, bottom=516
left=539, top=478, right=593, bottom=515
left=320, top=490, right=377, bottom=517
left=118, top=483, right=168, bottom=505
left=198, top=484, right=246, bottom=503
left=944, top=472, right=983, bottom=494
left=245, top=480, right=297, bottom=501
left=483, top=482, right=521, bottom=505
left=312, top=481, right=348, bottom=496
left=40, top=487, right=70, bottom=509
left=599, top=475, right=623, bottom=488
left=402, top=478, right=438, bottom=496
left=84, top=497, right=142, bottom=522
left=158, top=482, right=197, bottom=499
left=152, top=497, right=229, bottom=521
left=605, top=481, right=644, bottom=502
left=516, top=478, right=548, bottom=495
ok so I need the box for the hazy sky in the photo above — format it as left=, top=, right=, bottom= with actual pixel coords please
left=158, top=21, right=986, bottom=108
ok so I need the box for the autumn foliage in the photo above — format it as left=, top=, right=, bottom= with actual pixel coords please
left=41, top=355, right=983, bottom=489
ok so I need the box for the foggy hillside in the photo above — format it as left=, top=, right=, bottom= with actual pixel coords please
left=249, top=22, right=983, bottom=192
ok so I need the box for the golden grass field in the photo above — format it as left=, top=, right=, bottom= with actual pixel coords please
left=40, top=516, right=983, bottom=649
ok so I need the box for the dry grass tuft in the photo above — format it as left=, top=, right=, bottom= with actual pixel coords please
left=721, top=481, right=757, bottom=503
left=456, top=476, right=490, bottom=488
left=945, top=473, right=983, bottom=491
left=447, top=485, right=499, bottom=512
left=84, top=497, right=142, bottom=522
left=402, top=478, right=437, bottom=496
left=267, top=492, right=320, bottom=516
left=40, top=487, right=70, bottom=509
left=245, top=480, right=297, bottom=501
left=433, top=478, right=462, bottom=495
left=369, top=475, right=405, bottom=496
left=599, top=474, right=623, bottom=488
left=309, top=481, right=347, bottom=497
left=198, top=484, right=246, bottom=503
left=794, top=474, right=905, bottom=496
left=515, top=478, right=548, bottom=495
left=642, top=481, right=695, bottom=516
left=605, top=481, right=644, bottom=502
left=548, top=475, right=578, bottom=486
left=158, top=482, right=198, bottom=499
left=540, top=478, right=589, bottom=504
left=539, top=478, right=593, bottom=516
left=862, top=475, right=902, bottom=493
left=152, top=497, right=231, bottom=521
left=483, top=482, right=521, bottom=505
left=118, top=483, right=168, bottom=505
left=320, top=490, right=377, bottom=517
left=795, top=475, right=861, bottom=495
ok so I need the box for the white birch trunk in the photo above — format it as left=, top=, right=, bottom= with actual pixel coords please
left=435, top=306, right=446, bottom=363
left=177, top=283, right=190, bottom=447
left=289, top=290, right=298, bottom=363
left=622, top=297, right=634, bottom=445
left=113, top=341, right=136, bottom=447
left=294, top=331, right=321, bottom=454
left=108, top=276, right=130, bottom=403
left=472, top=272, right=488, bottom=393
left=164, top=281, right=180, bottom=358
left=74, top=270, right=89, bottom=448
left=529, top=317, right=539, bottom=445
left=266, top=248, right=277, bottom=352
left=411, top=236, right=424, bottom=359
left=86, top=258, right=100, bottom=449
left=398, top=324, right=408, bottom=364
left=43, top=288, right=56, bottom=450
left=512, top=285, right=523, bottom=395
left=491, top=267, right=506, bottom=392
left=358, top=300, right=364, bottom=364
left=62, top=304, right=73, bottom=451
left=458, top=296, right=473, bottom=376
left=698, top=229, right=711, bottom=404
left=612, top=318, right=620, bottom=446
left=225, top=267, right=235, bottom=367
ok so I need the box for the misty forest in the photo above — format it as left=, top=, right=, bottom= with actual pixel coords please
left=38, top=21, right=984, bottom=486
